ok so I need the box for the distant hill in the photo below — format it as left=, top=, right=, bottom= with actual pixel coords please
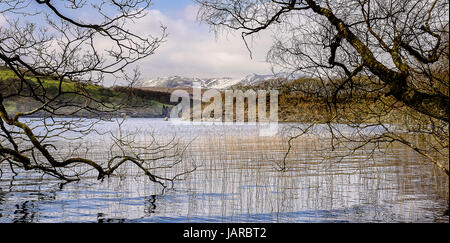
left=4, top=66, right=386, bottom=123
left=0, top=66, right=174, bottom=118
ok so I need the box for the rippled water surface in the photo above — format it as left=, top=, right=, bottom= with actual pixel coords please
left=0, top=118, right=448, bottom=223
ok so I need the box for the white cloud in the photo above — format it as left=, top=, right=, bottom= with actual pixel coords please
left=0, top=14, right=7, bottom=27
left=129, top=5, right=273, bottom=79
left=181, top=4, right=199, bottom=22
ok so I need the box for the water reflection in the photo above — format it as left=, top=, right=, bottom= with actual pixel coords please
left=0, top=118, right=448, bottom=223
left=144, top=195, right=157, bottom=215
left=13, top=201, right=38, bottom=223
left=97, top=213, right=126, bottom=223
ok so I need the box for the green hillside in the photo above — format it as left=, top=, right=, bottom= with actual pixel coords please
left=0, top=66, right=173, bottom=118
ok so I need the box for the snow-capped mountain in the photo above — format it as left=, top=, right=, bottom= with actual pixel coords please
left=140, top=76, right=236, bottom=89
left=141, top=73, right=295, bottom=89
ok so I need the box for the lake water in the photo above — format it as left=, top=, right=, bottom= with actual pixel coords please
left=0, top=118, right=448, bottom=223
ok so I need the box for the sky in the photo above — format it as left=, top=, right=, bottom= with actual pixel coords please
left=132, top=0, right=273, bottom=80
left=0, top=0, right=274, bottom=81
